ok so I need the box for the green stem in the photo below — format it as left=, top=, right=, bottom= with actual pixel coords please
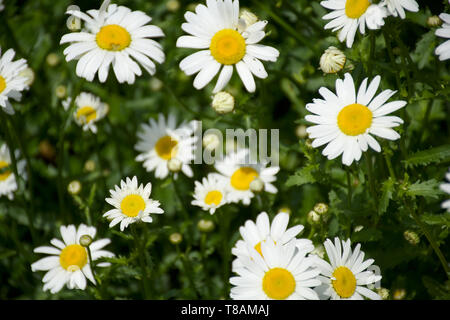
left=131, top=225, right=151, bottom=299
left=364, top=154, right=377, bottom=200
left=384, top=152, right=396, bottom=181
left=86, top=245, right=104, bottom=299
left=345, top=166, right=352, bottom=207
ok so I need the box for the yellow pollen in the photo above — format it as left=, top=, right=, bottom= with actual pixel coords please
left=230, top=167, right=259, bottom=191
left=332, top=266, right=357, bottom=298
left=262, top=268, right=296, bottom=300
left=345, top=0, right=371, bottom=19
left=76, top=106, right=97, bottom=123
left=0, top=76, right=6, bottom=94
left=337, top=103, right=373, bottom=136
left=204, top=190, right=223, bottom=206
left=96, top=24, right=131, bottom=51
left=59, top=244, right=88, bottom=271
left=210, top=29, right=246, bottom=65
left=120, top=194, right=146, bottom=217
left=155, top=135, right=178, bottom=160
left=0, top=161, right=11, bottom=181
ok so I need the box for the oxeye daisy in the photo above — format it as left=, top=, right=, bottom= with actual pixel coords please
left=232, top=211, right=314, bottom=271
left=0, top=144, right=25, bottom=200
left=313, top=237, right=382, bottom=300
left=60, top=0, right=165, bottom=84
left=305, top=72, right=406, bottom=166
left=230, top=240, right=321, bottom=300
left=191, top=174, right=229, bottom=214
left=103, top=176, right=164, bottom=231
left=0, top=47, right=29, bottom=114
left=214, top=148, right=279, bottom=205
left=440, top=168, right=450, bottom=212
left=435, top=11, right=450, bottom=61
left=380, top=0, right=419, bottom=19
left=176, top=0, right=279, bottom=93
left=31, top=224, right=114, bottom=294
left=320, top=0, right=387, bottom=48
left=135, top=113, right=198, bottom=180
left=62, top=92, right=108, bottom=133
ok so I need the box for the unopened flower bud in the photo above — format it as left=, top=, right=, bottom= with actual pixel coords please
left=167, top=158, right=182, bottom=173
left=198, top=219, right=215, bottom=233
left=55, top=85, right=67, bottom=99
left=393, top=288, right=406, bottom=300
left=249, top=178, right=264, bottom=193
left=427, top=15, right=442, bottom=27
left=295, top=125, right=308, bottom=139
left=46, top=53, right=60, bottom=67
left=403, top=230, right=420, bottom=245
left=67, top=180, right=81, bottom=195
left=307, top=210, right=321, bottom=224
left=212, top=91, right=235, bottom=114
left=277, top=206, right=291, bottom=215
left=377, top=287, right=390, bottom=300
left=320, top=46, right=346, bottom=74
left=166, top=0, right=180, bottom=12
left=354, top=225, right=364, bottom=233
left=38, top=140, right=56, bottom=161
left=313, top=203, right=328, bottom=215
left=79, top=234, right=93, bottom=247
left=149, top=78, right=163, bottom=91
left=169, top=232, right=183, bottom=245
left=203, top=133, right=221, bottom=151
left=84, top=160, right=96, bottom=172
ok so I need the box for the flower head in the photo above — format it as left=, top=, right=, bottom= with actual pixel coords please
left=192, top=174, right=230, bottom=214
left=0, top=144, right=25, bottom=200
left=435, top=13, right=450, bottom=61
left=381, top=0, right=419, bottom=19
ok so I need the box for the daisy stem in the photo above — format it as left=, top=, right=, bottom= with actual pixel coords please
left=131, top=225, right=151, bottom=299
left=57, top=79, right=85, bottom=224
left=345, top=166, right=352, bottom=207
left=383, top=152, right=396, bottom=181
left=86, top=245, right=103, bottom=298
left=364, top=154, right=378, bottom=201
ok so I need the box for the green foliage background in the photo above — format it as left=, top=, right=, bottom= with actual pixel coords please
left=0, top=0, right=449, bottom=299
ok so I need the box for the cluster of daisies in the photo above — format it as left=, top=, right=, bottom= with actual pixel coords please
left=230, top=211, right=382, bottom=300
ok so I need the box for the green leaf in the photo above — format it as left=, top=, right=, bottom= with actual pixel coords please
left=352, top=228, right=383, bottom=242
left=421, top=212, right=450, bottom=227
left=405, top=179, right=444, bottom=199
left=286, top=164, right=318, bottom=187
left=378, top=178, right=395, bottom=215
left=412, top=31, right=436, bottom=70
left=403, top=145, right=450, bottom=168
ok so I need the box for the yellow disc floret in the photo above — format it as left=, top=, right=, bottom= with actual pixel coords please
left=59, top=244, right=88, bottom=271
left=331, top=266, right=357, bottom=298
left=155, top=135, right=179, bottom=160
left=210, top=29, right=246, bottom=65
left=337, top=103, right=373, bottom=136
left=230, top=167, right=258, bottom=191
left=96, top=24, right=131, bottom=51
left=345, top=0, right=371, bottom=19
left=0, top=76, right=6, bottom=94
left=120, top=194, right=146, bottom=217
left=262, top=267, right=296, bottom=300
left=76, top=106, right=97, bottom=123
left=204, top=190, right=223, bottom=206
left=0, top=161, right=11, bottom=181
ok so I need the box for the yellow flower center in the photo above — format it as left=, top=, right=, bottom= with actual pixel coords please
left=96, top=24, right=131, bottom=51
left=120, top=194, right=146, bottom=217
left=337, top=103, right=373, bottom=136
left=155, top=135, right=178, bottom=160
left=210, top=29, right=246, bottom=65
left=230, top=167, right=259, bottom=191
left=345, top=0, right=371, bottom=19
left=0, top=76, right=6, bottom=94
left=59, top=244, right=88, bottom=271
left=0, top=161, right=11, bottom=181
left=204, top=190, right=223, bottom=206
left=331, top=266, right=357, bottom=298
left=76, top=106, right=97, bottom=123
left=262, top=267, right=296, bottom=300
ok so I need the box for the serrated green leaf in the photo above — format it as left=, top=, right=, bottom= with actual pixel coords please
left=286, top=164, right=318, bottom=187
left=421, top=212, right=450, bottom=227
left=379, top=178, right=395, bottom=215
left=406, top=179, right=444, bottom=199
left=403, top=145, right=450, bottom=168
left=412, top=31, right=436, bottom=69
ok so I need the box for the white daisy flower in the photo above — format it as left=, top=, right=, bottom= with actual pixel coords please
left=214, top=148, right=279, bottom=205
left=135, top=113, right=198, bottom=180
left=103, top=176, right=164, bottom=231
left=230, top=240, right=321, bottom=300
left=0, top=47, right=29, bottom=114
left=440, top=169, right=450, bottom=212
left=62, top=92, right=108, bottom=133
left=305, top=72, right=406, bottom=166
left=31, top=224, right=114, bottom=294
left=320, top=0, right=388, bottom=48
left=380, top=0, right=419, bottom=19
left=176, top=0, right=279, bottom=93
left=313, top=237, right=382, bottom=300
left=60, top=0, right=165, bottom=84
left=191, top=173, right=230, bottom=214
left=0, top=143, right=25, bottom=200
left=232, top=211, right=314, bottom=271
left=435, top=12, right=450, bottom=61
